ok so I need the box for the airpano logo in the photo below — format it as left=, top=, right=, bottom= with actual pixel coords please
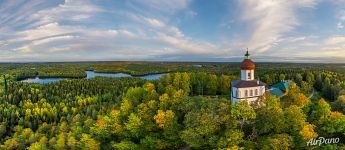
left=307, top=137, right=340, bottom=146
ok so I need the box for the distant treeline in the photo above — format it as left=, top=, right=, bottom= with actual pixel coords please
left=0, top=61, right=343, bottom=80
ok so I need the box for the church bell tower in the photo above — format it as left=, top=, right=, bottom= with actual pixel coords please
left=240, top=50, right=255, bottom=81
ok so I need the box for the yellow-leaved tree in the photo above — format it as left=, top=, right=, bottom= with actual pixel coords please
left=299, top=124, right=318, bottom=140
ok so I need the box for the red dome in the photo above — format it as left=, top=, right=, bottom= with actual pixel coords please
left=240, top=59, right=255, bottom=70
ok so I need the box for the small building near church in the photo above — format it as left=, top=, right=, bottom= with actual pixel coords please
left=267, top=80, right=291, bottom=98
left=230, top=50, right=266, bottom=104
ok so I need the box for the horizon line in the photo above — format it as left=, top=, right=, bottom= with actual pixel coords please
left=0, top=60, right=344, bottom=64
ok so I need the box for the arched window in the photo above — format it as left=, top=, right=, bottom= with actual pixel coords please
left=245, top=90, right=248, bottom=97
left=250, top=89, right=253, bottom=96
left=255, top=89, right=258, bottom=95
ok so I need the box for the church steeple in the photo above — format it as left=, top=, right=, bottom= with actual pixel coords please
left=245, top=48, right=250, bottom=59
left=240, top=49, right=255, bottom=80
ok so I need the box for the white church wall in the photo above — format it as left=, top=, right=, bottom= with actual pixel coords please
left=231, top=86, right=265, bottom=104
left=231, top=96, right=259, bottom=104
left=237, top=86, right=264, bottom=98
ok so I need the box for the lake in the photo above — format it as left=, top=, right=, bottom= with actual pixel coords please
left=20, top=77, right=66, bottom=84
left=85, top=71, right=165, bottom=80
left=20, top=71, right=165, bottom=84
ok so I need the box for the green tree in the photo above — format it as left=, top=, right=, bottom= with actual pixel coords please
left=112, top=140, right=139, bottom=150
left=28, top=142, right=47, bottom=150
left=206, top=74, right=218, bottom=95
left=263, top=74, right=273, bottom=86
left=257, top=134, right=293, bottom=150
left=217, top=129, right=244, bottom=148
left=181, top=72, right=191, bottom=94
left=55, top=133, right=66, bottom=149
left=67, top=135, right=78, bottom=150
left=319, top=111, right=345, bottom=136
left=181, top=112, right=220, bottom=148
left=218, top=75, right=231, bottom=95
left=90, top=116, right=113, bottom=141
left=295, top=73, right=303, bottom=86
left=231, top=101, right=256, bottom=129
left=0, top=122, right=6, bottom=137
left=80, top=134, right=100, bottom=150
left=305, top=72, right=315, bottom=84
left=255, top=95, right=286, bottom=134
left=314, top=74, right=323, bottom=91
left=284, top=105, right=306, bottom=133
left=173, top=72, right=182, bottom=90
left=310, top=98, right=331, bottom=124
left=333, top=95, right=345, bottom=113
left=3, top=138, right=19, bottom=150
left=124, top=113, right=143, bottom=138
left=279, top=74, right=286, bottom=81
left=143, top=82, right=159, bottom=101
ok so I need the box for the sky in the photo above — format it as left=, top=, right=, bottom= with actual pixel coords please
left=0, top=0, right=345, bottom=62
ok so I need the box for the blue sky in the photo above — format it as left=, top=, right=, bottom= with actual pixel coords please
left=0, top=0, right=345, bottom=62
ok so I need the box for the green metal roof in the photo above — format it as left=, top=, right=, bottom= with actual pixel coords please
left=269, top=80, right=291, bottom=97
left=271, top=80, right=291, bottom=92
left=269, top=87, right=285, bottom=97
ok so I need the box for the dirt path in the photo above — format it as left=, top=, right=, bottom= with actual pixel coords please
left=308, top=89, right=315, bottom=99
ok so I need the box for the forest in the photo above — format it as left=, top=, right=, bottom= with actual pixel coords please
left=0, top=62, right=345, bottom=149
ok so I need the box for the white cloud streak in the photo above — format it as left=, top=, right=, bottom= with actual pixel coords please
left=1, top=0, right=226, bottom=61
left=239, top=0, right=317, bottom=52
left=133, top=0, right=191, bottom=13
left=0, top=0, right=344, bottom=62
left=325, top=36, right=345, bottom=45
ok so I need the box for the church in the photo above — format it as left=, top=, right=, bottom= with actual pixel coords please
left=230, top=50, right=266, bottom=104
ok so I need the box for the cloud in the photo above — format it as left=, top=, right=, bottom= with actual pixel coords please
left=13, top=46, right=31, bottom=53
left=127, top=14, right=222, bottom=55
left=339, top=10, right=345, bottom=21
left=287, top=36, right=307, bottom=42
left=144, top=18, right=166, bottom=28
left=154, top=33, right=218, bottom=55
left=10, top=22, right=141, bottom=54
left=31, top=35, right=77, bottom=46
left=13, top=22, right=74, bottom=42
left=1, top=0, right=344, bottom=62
left=1, top=0, right=234, bottom=61
left=337, top=22, right=344, bottom=29
left=330, top=0, right=345, bottom=30
left=128, top=14, right=184, bottom=38
left=325, top=36, right=345, bottom=45
left=0, top=0, right=107, bottom=50
left=0, top=1, right=49, bottom=29
left=185, top=10, right=197, bottom=18
left=0, top=0, right=124, bottom=58
left=29, top=0, right=103, bottom=27
left=220, top=20, right=235, bottom=29
left=238, top=0, right=317, bottom=52
left=134, top=0, right=191, bottom=13
left=0, top=0, right=103, bottom=30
